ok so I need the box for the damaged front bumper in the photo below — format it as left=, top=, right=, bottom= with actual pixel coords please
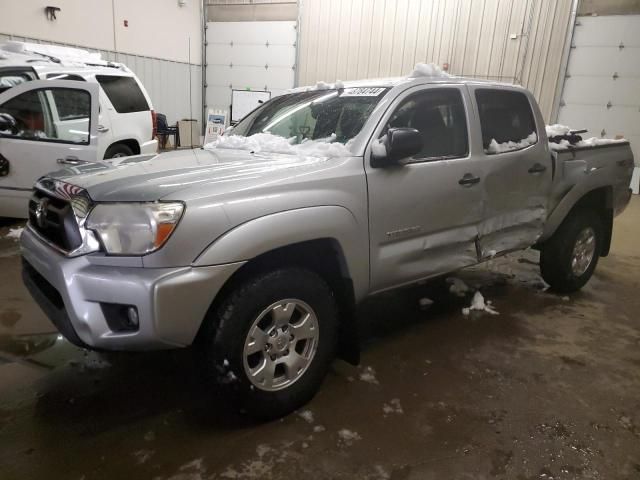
left=21, top=227, right=243, bottom=351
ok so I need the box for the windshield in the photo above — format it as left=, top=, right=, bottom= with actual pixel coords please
left=231, top=87, right=389, bottom=144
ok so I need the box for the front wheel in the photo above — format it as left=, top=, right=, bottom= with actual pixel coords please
left=200, top=268, right=339, bottom=419
left=540, top=209, right=603, bottom=293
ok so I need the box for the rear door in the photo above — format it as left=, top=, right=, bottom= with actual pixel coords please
left=468, top=86, right=553, bottom=258
left=366, top=85, right=485, bottom=293
left=0, top=80, right=99, bottom=217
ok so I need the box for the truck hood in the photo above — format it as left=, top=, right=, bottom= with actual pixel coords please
left=46, top=148, right=345, bottom=202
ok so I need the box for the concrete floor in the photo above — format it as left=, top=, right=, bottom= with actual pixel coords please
left=0, top=199, right=639, bottom=480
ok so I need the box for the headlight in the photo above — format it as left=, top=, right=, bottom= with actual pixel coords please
left=86, top=202, right=184, bottom=255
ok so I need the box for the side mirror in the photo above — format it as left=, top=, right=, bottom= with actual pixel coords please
left=0, top=113, right=16, bottom=135
left=370, top=127, right=423, bottom=168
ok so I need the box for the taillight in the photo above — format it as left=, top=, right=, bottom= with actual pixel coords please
left=151, top=110, right=157, bottom=140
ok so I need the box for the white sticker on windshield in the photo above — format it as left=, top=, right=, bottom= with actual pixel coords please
left=341, top=87, right=386, bottom=97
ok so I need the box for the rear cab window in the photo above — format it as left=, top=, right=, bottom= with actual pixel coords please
left=475, top=89, right=538, bottom=155
left=95, top=75, right=149, bottom=113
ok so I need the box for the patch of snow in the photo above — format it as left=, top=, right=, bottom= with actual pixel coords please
left=223, top=359, right=229, bottom=367
left=562, top=296, right=570, bottom=301
left=418, top=297, right=434, bottom=309
left=374, top=465, right=391, bottom=479
left=205, top=132, right=353, bottom=158
left=337, top=428, right=362, bottom=445
left=313, top=425, right=326, bottom=433
left=546, top=124, right=572, bottom=137
left=382, top=398, right=404, bottom=415
left=315, top=80, right=345, bottom=90
left=408, top=62, right=451, bottom=79
left=447, top=277, right=470, bottom=297
left=5, top=227, right=23, bottom=240
left=462, top=291, right=500, bottom=316
left=144, top=430, right=156, bottom=441
left=298, top=409, right=314, bottom=424
left=359, top=366, right=379, bottom=384
left=371, top=135, right=387, bottom=157
left=548, top=139, right=571, bottom=151
left=133, top=449, right=154, bottom=465
left=486, top=132, right=537, bottom=154
left=576, top=137, right=627, bottom=148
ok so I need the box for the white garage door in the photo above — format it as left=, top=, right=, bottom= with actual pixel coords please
left=205, top=21, right=296, bottom=119
left=557, top=14, right=640, bottom=192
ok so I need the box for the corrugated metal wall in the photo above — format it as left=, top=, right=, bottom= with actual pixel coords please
left=0, top=33, right=202, bottom=126
left=298, top=0, right=573, bottom=121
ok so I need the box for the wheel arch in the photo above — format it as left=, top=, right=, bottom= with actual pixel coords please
left=104, top=138, right=140, bottom=158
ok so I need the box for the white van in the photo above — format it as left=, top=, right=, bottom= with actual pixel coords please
left=0, top=41, right=158, bottom=217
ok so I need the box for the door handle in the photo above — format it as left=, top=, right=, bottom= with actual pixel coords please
left=528, top=163, right=547, bottom=174
left=458, top=173, right=481, bottom=187
left=57, top=156, right=85, bottom=166
left=97, top=125, right=109, bottom=133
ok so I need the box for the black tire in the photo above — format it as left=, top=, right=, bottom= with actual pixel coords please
left=104, top=143, right=134, bottom=159
left=540, top=209, right=603, bottom=293
left=200, top=268, right=339, bottom=420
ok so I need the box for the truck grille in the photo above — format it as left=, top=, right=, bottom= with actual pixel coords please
left=28, top=190, right=83, bottom=252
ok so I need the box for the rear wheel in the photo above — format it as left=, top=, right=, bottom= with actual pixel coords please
left=200, top=268, right=338, bottom=419
left=104, top=143, right=134, bottom=159
left=540, top=209, right=603, bottom=293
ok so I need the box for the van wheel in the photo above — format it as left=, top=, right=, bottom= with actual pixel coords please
left=540, top=209, right=603, bottom=293
left=104, top=143, right=134, bottom=159
left=201, top=268, right=338, bottom=419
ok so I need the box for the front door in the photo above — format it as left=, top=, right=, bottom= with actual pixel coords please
left=468, top=86, right=553, bottom=258
left=365, top=85, right=485, bottom=293
left=0, top=80, right=99, bottom=217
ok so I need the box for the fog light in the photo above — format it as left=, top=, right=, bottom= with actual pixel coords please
left=127, top=306, right=139, bottom=327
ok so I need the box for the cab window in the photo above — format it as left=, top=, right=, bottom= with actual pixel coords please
left=386, top=88, right=468, bottom=160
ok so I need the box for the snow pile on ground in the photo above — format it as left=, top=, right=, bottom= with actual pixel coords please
left=408, top=63, right=451, bottom=79
left=486, top=132, right=537, bottom=154
left=382, top=398, right=404, bottom=415
left=205, top=132, right=353, bottom=158
left=447, top=277, right=470, bottom=297
left=298, top=410, right=314, bottom=424
left=359, top=366, right=379, bottom=384
left=462, top=291, right=499, bottom=316
left=337, top=429, right=362, bottom=446
left=4, top=227, right=23, bottom=240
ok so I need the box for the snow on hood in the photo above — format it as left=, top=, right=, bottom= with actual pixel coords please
left=407, top=63, right=451, bottom=79
left=204, top=132, right=353, bottom=158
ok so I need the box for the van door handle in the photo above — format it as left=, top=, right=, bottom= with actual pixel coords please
left=528, top=163, right=547, bottom=174
left=97, top=125, right=109, bottom=133
left=458, top=173, right=481, bottom=187
left=57, top=156, right=85, bottom=166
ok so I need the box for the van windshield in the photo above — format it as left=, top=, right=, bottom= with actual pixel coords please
left=231, top=87, right=389, bottom=145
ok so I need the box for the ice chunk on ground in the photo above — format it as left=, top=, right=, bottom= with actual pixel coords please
left=5, top=227, right=23, bottom=240
left=408, top=62, right=451, bottom=78
left=313, top=425, right=326, bottom=433
left=338, top=429, right=362, bottom=445
left=359, top=366, right=379, bottom=384
left=486, top=132, right=537, bottom=154
left=382, top=398, right=404, bottom=415
left=205, top=132, right=353, bottom=158
left=462, top=291, right=500, bottom=316
left=298, top=409, right=314, bottom=423
left=447, top=277, right=470, bottom=297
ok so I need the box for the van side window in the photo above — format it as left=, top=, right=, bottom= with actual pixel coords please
left=386, top=89, right=468, bottom=160
left=475, top=89, right=537, bottom=154
left=96, top=75, right=149, bottom=113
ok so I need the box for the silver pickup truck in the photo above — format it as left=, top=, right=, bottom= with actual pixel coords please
left=20, top=75, right=634, bottom=418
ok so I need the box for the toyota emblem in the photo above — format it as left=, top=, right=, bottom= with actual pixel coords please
left=34, top=198, right=49, bottom=229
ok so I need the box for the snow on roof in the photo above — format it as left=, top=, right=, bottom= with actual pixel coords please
left=0, top=41, right=121, bottom=69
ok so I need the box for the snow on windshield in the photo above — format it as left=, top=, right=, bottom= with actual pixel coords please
left=204, top=132, right=353, bottom=158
